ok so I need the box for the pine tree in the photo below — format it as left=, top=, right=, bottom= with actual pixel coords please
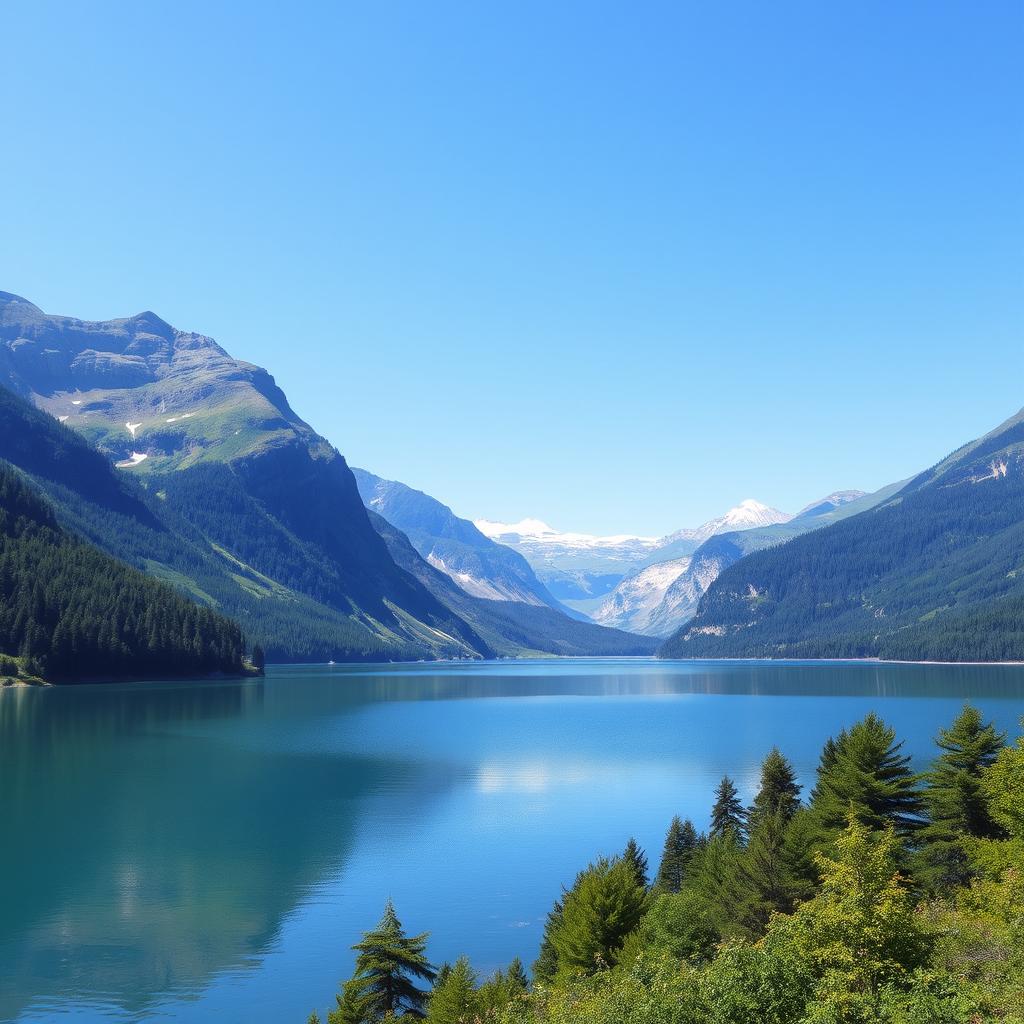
left=749, top=748, right=802, bottom=827
left=426, top=955, right=478, bottom=1024
left=710, top=776, right=748, bottom=842
left=506, top=956, right=529, bottom=993
left=532, top=898, right=563, bottom=984
left=329, top=900, right=436, bottom=1022
left=734, top=808, right=803, bottom=936
left=917, top=705, right=1007, bottom=889
left=623, top=837, right=649, bottom=889
left=809, top=713, right=924, bottom=843
left=549, top=856, right=648, bottom=979
left=653, top=816, right=700, bottom=894
left=252, top=643, right=266, bottom=671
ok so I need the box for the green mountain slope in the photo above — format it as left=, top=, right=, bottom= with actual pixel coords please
left=0, top=381, right=487, bottom=662
left=0, top=292, right=499, bottom=661
left=0, top=462, right=248, bottom=683
left=661, top=407, right=1024, bottom=661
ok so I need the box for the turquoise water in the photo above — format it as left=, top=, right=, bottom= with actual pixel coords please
left=2, top=658, right=1022, bottom=1023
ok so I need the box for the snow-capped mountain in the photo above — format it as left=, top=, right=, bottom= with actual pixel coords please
left=591, top=493, right=871, bottom=637
left=474, top=500, right=791, bottom=604
left=474, top=519, right=661, bottom=601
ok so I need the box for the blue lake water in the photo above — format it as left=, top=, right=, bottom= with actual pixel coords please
left=2, top=658, right=1023, bottom=1023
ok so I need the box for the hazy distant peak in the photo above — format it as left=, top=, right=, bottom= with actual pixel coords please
left=475, top=518, right=658, bottom=549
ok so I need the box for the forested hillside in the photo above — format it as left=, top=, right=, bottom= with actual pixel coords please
left=0, top=464, right=248, bottom=682
left=0, top=382, right=487, bottom=663
left=662, top=407, right=1024, bottom=661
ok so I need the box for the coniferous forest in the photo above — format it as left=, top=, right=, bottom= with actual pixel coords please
left=309, top=707, right=1024, bottom=1024
left=0, top=463, right=250, bottom=682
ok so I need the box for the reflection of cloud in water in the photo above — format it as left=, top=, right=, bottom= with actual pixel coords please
left=476, top=761, right=590, bottom=794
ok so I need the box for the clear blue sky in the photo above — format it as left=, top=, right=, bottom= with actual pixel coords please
left=2, top=1, right=1022, bottom=535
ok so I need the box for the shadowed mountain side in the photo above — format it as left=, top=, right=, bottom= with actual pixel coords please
left=662, top=405, right=1024, bottom=661
left=0, top=294, right=493, bottom=660
left=368, top=512, right=658, bottom=657
left=0, top=383, right=487, bottom=662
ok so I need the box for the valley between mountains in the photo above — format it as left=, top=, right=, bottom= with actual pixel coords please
left=2, top=288, right=1024, bottom=681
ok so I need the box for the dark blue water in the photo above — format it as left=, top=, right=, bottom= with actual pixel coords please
left=2, top=658, right=1022, bottom=1022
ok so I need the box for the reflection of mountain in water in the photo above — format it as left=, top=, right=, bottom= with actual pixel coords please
left=0, top=680, right=457, bottom=1022
left=268, top=659, right=1024, bottom=704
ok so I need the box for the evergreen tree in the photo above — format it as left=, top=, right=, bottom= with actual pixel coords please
left=506, top=956, right=529, bottom=993
left=549, top=856, right=648, bottom=979
left=426, top=955, right=478, bottom=1024
left=532, top=899, right=563, bottom=984
left=252, top=643, right=266, bottom=671
left=329, top=901, right=436, bottom=1022
left=734, top=809, right=803, bottom=936
left=653, top=816, right=700, bottom=894
left=809, top=713, right=924, bottom=843
left=686, top=831, right=743, bottom=938
left=307, top=1013, right=321, bottom=1024
left=749, top=748, right=802, bottom=827
left=917, top=705, right=1006, bottom=890
left=710, top=776, right=748, bottom=842
left=623, top=837, right=649, bottom=889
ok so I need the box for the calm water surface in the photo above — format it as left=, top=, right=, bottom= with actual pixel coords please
left=2, top=658, right=1023, bottom=1022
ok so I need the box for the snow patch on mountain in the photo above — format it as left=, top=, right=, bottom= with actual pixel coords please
left=590, top=557, right=692, bottom=634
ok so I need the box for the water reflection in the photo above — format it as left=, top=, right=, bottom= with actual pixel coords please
left=1, top=659, right=1022, bottom=1023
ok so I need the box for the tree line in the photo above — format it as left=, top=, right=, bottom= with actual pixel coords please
left=305, top=705, right=1024, bottom=1022
left=0, top=463, right=251, bottom=681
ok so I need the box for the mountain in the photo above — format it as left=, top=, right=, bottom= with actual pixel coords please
left=0, top=291, right=649, bottom=662
left=647, top=499, right=793, bottom=563
left=367, top=512, right=658, bottom=657
left=473, top=518, right=660, bottom=602
left=661, top=407, right=1024, bottom=661
left=0, top=459, right=249, bottom=683
left=352, top=469, right=567, bottom=610
left=0, top=292, right=498, bottom=661
left=592, top=493, right=872, bottom=636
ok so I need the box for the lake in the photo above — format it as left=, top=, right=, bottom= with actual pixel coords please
left=2, top=658, right=1023, bottom=1023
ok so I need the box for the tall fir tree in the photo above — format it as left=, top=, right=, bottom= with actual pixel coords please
left=734, top=808, right=803, bottom=937
left=329, top=901, right=436, bottom=1022
left=532, top=899, right=563, bottom=984
left=710, top=776, right=748, bottom=843
left=809, top=713, right=924, bottom=843
left=749, top=748, right=802, bottom=827
left=426, top=955, right=478, bottom=1024
left=548, top=857, right=648, bottom=979
left=916, top=705, right=1006, bottom=889
left=654, top=816, right=700, bottom=894
left=623, top=837, right=649, bottom=889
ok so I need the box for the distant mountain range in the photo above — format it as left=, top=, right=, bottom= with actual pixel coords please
left=5, top=287, right=1024, bottom=669
left=591, top=493, right=878, bottom=636
left=352, top=469, right=568, bottom=610
left=0, top=291, right=654, bottom=666
left=661, top=406, right=1024, bottom=661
